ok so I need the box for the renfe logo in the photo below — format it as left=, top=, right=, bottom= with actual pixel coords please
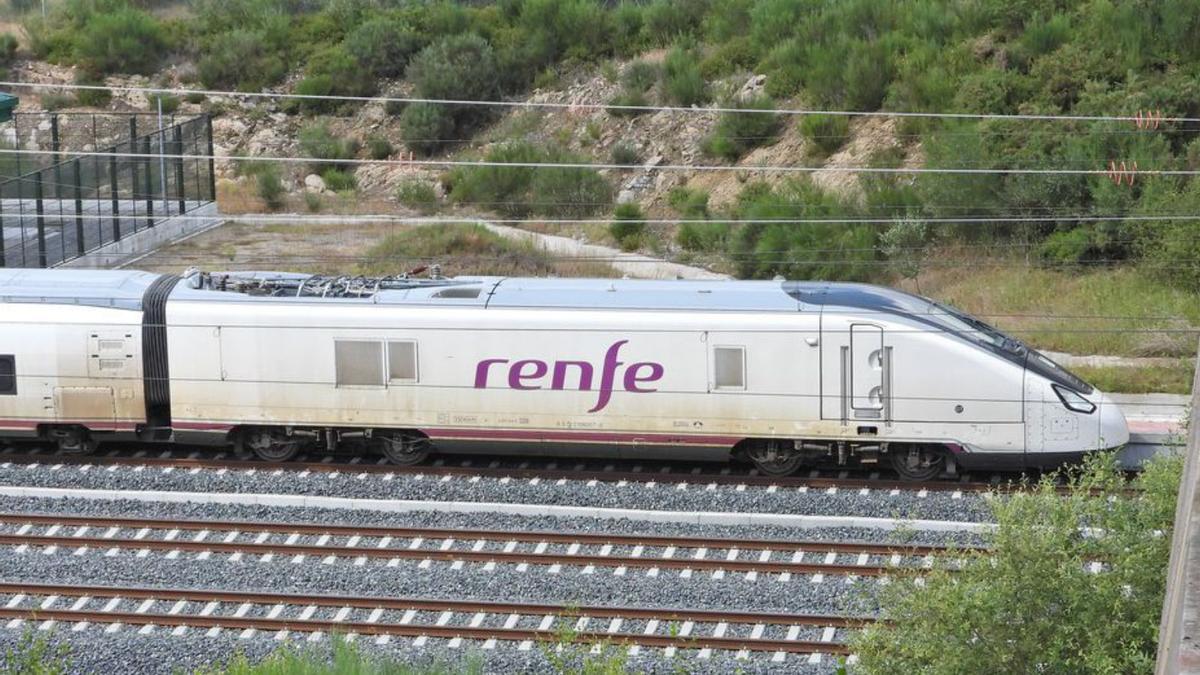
left=474, top=340, right=664, bottom=413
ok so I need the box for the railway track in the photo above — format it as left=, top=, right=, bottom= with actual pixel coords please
left=0, top=513, right=972, bottom=577
left=0, top=582, right=861, bottom=658
left=0, top=445, right=1053, bottom=494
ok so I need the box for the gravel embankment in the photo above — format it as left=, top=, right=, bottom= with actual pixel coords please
left=0, top=463, right=994, bottom=522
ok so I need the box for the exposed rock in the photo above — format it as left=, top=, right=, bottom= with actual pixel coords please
left=304, top=174, right=326, bottom=192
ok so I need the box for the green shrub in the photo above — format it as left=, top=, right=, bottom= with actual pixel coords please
left=343, top=16, right=420, bottom=78
left=407, top=33, right=500, bottom=129
left=40, top=91, right=75, bottom=110
left=149, top=93, right=180, bottom=114
left=399, top=102, right=454, bottom=156
left=668, top=186, right=709, bottom=217
left=75, top=7, right=167, bottom=75
left=320, top=168, right=357, bottom=192
left=610, top=202, right=645, bottom=250
left=366, top=134, right=393, bottom=160
left=621, top=60, right=660, bottom=93
left=800, top=113, right=851, bottom=157
left=0, top=33, right=17, bottom=64
left=255, top=165, right=287, bottom=210
left=449, top=141, right=542, bottom=217
left=304, top=191, right=323, bottom=212
left=606, top=90, right=650, bottom=117
left=701, top=94, right=781, bottom=160
left=183, top=92, right=206, bottom=104
left=611, top=1, right=646, bottom=55
left=1020, top=12, right=1071, bottom=58
left=610, top=143, right=640, bottom=167
left=298, top=123, right=359, bottom=172
left=530, top=152, right=614, bottom=217
left=73, top=69, right=111, bottom=107
left=197, top=29, right=286, bottom=91
left=699, top=36, right=756, bottom=78
left=662, top=45, right=708, bottom=106
left=295, top=44, right=376, bottom=113
left=642, top=0, right=705, bottom=45
left=677, top=220, right=729, bottom=251
left=396, top=178, right=439, bottom=214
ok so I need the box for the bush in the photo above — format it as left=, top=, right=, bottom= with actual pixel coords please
left=396, top=178, right=439, bottom=214
left=39, top=91, right=75, bottom=110
left=853, top=454, right=1182, bottom=673
left=450, top=142, right=612, bottom=218
left=530, top=152, right=614, bottom=217
left=0, top=33, right=17, bottom=64
left=677, top=220, right=729, bottom=250
left=320, top=168, right=357, bottom=192
left=343, top=16, right=420, bottom=79
left=668, top=186, right=709, bottom=217
left=294, top=45, right=376, bottom=113
left=610, top=143, right=640, bottom=167
left=606, top=90, right=650, bottom=117
left=662, top=45, right=708, bottom=106
left=184, top=92, right=206, bottom=104
left=406, top=33, right=500, bottom=129
left=255, top=165, right=287, bottom=210
left=610, top=202, right=645, bottom=250
left=73, top=69, right=111, bottom=107
left=398, top=102, right=454, bottom=156
left=75, top=7, right=167, bottom=75
left=197, top=30, right=287, bottom=91
left=366, top=134, right=393, bottom=160
left=701, top=94, right=781, bottom=160
left=298, top=123, right=359, bottom=172
left=621, top=60, right=660, bottom=93
left=304, top=191, right=323, bottom=212
left=642, top=0, right=705, bottom=45
left=800, top=113, right=851, bottom=157
left=148, top=93, right=180, bottom=114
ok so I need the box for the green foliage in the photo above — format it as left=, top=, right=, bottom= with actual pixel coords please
left=343, top=16, right=420, bottom=79
left=199, top=637, right=480, bottom=675
left=39, top=91, right=75, bottom=110
left=610, top=142, right=640, bottom=167
left=407, top=34, right=499, bottom=121
left=662, top=45, right=708, bottom=106
left=254, top=164, right=287, bottom=210
left=293, top=44, right=376, bottom=113
left=621, top=60, right=660, bottom=93
left=366, top=134, right=393, bottom=160
left=74, top=6, right=167, bottom=75
left=726, top=180, right=877, bottom=280
left=396, top=178, right=439, bottom=214
left=73, top=69, right=111, bottom=107
left=852, top=453, right=1183, bottom=674
left=610, top=202, right=645, bottom=250
left=149, top=93, right=180, bottom=114
left=196, top=29, right=286, bottom=91
left=641, top=0, right=707, bottom=45
left=298, top=123, right=359, bottom=172
left=3, top=629, right=70, bottom=675
left=701, top=94, right=781, bottom=160
left=606, top=90, right=650, bottom=117
left=304, top=191, right=323, bottom=212
left=800, top=113, right=851, bottom=157
left=320, top=167, right=357, bottom=192
left=668, top=186, right=709, bottom=217
left=398, top=103, right=453, bottom=157
left=450, top=141, right=611, bottom=218
left=0, top=33, right=17, bottom=63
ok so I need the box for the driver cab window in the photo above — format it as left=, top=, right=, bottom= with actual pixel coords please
left=0, top=355, right=14, bottom=395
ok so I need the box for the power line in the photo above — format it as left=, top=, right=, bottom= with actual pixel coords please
left=4, top=146, right=1200, bottom=177
left=6, top=80, right=1200, bottom=124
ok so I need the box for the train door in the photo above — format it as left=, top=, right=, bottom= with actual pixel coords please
left=821, top=317, right=891, bottom=423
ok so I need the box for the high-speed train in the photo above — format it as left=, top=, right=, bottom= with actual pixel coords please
left=0, top=268, right=1128, bottom=480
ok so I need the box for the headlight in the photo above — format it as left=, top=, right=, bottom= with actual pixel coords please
left=1052, top=384, right=1096, bottom=414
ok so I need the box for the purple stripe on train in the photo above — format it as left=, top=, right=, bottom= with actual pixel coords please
left=473, top=340, right=664, bottom=413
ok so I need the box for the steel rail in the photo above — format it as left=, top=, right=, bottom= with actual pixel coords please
left=0, top=512, right=981, bottom=556
left=0, top=582, right=862, bottom=653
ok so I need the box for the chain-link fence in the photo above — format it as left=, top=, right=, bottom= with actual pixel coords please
left=0, top=112, right=216, bottom=268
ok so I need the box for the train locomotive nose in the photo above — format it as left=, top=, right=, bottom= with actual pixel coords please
left=1097, top=392, right=1130, bottom=449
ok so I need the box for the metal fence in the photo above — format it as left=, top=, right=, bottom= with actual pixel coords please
left=0, top=112, right=216, bottom=268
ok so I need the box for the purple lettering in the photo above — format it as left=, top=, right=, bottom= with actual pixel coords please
left=473, top=358, right=509, bottom=388
left=589, top=340, right=628, bottom=413
left=551, top=361, right=594, bottom=391
left=509, top=359, right=548, bottom=390
left=623, top=362, right=663, bottom=393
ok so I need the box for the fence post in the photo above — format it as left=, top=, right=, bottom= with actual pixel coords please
left=0, top=209, right=6, bottom=268
left=50, top=113, right=61, bottom=189
left=1154, top=340, right=1200, bottom=673
left=173, top=124, right=185, bottom=214
left=33, top=173, right=46, bottom=268
left=109, top=154, right=121, bottom=242
left=72, top=158, right=84, bottom=258
left=129, top=117, right=140, bottom=232
left=205, top=114, right=216, bottom=202
left=142, top=135, right=154, bottom=229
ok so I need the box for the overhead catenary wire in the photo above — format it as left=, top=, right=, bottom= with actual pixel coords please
left=7, top=80, right=1200, bottom=125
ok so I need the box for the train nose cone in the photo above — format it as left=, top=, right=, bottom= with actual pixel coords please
left=1097, top=392, right=1130, bottom=449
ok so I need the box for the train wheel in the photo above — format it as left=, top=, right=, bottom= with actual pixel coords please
left=746, top=440, right=804, bottom=476
left=373, top=431, right=430, bottom=466
left=52, top=426, right=96, bottom=455
left=890, top=446, right=946, bottom=481
left=244, top=428, right=300, bottom=462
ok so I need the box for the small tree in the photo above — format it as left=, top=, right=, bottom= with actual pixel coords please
left=399, top=103, right=453, bottom=156
left=852, top=453, right=1183, bottom=673
left=610, top=202, right=645, bottom=250
left=879, top=216, right=929, bottom=285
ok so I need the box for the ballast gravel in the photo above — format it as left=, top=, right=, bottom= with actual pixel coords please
left=0, top=628, right=844, bottom=674
left=0, top=460, right=994, bottom=523
left=0, top=495, right=990, bottom=548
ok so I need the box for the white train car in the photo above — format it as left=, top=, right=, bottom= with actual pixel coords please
left=0, top=268, right=1129, bottom=479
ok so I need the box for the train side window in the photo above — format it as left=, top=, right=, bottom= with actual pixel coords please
left=713, top=346, right=745, bottom=390
left=0, top=355, right=14, bottom=396
left=388, top=341, right=419, bottom=382
left=334, top=340, right=384, bottom=387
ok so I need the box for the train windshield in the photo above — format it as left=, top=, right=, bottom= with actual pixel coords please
left=929, top=303, right=1094, bottom=394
